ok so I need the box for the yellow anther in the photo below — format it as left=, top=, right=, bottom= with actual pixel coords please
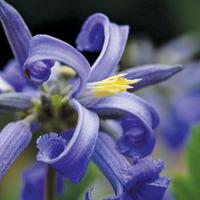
left=59, top=66, right=76, bottom=76
left=91, top=74, right=142, bottom=98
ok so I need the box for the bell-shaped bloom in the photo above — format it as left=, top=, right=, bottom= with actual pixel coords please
left=21, top=162, right=64, bottom=200
left=90, top=133, right=169, bottom=200
left=36, top=99, right=99, bottom=183
left=0, top=121, right=32, bottom=179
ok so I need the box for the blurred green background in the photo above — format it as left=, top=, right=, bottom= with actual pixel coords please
left=0, top=0, right=200, bottom=199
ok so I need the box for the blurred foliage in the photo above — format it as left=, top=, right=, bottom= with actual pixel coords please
left=59, top=162, right=99, bottom=200
left=172, top=125, right=200, bottom=200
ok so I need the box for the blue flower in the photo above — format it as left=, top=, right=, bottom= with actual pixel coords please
left=0, top=2, right=181, bottom=199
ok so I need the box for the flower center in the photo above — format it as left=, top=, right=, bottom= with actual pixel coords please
left=89, top=74, right=141, bottom=98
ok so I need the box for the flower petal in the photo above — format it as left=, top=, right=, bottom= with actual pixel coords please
left=76, top=13, right=129, bottom=82
left=89, top=92, right=159, bottom=128
left=92, top=133, right=129, bottom=195
left=123, top=157, right=164, bottom=191
left=117, top=116, right=155, bottom=158
left=24, top=34, right=91, bottom=96
left=93, top=133, right=168, bottom=200
left=0, top=0, right=31, bottom=65
left=122, top=64, right=182, bottom=91
left=37, top=99, right=99, bottom=182
left=89, top=92, right=159, bottom=157
left=131, top=177, right=170, bottom=200
left=0, top=121, right=32, bottom=179
left=0, top=92, right=33, bottom=112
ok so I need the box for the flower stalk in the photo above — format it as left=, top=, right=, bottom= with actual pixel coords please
left=45, top=165, right=57, bottom=200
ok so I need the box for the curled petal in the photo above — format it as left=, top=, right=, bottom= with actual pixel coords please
left=0, top=121, right=32, bottom=179
left=89, top=92, right=158, bottom=157
left=76, top=13, right=129, bottom=82
left=93, top=133, right=168, bottom=200
left=122, top=64, right=182, bottom=91
left=123, top=157, right=164, bottom=191
left=24, top=34, right=91, bottom=96
left=89, top=92, right=159, bottom=128
left=118, top=116, right=155, bottom=158
left=131, top=177, right=170, bottom=200
left=21, top=162, right=64, bottom=200
left=0, top=92, right=33, bottom=112
left=0, top=0, right=31, bottom=66
left=37, top=99, right=99, bottom=182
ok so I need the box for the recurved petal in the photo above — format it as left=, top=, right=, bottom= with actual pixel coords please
left=21, top=162, right=64, bottom=200
left=131, top=177, right=170, bottom=200
left=89, top=92, right=159, bottom=128
left=37, top=99, right=99, bottom=182
left=124, top=157, right=164, bottom=191
left=24, top=35, right=91, bottom=96
left=117, top=116, right=155, bottom=158
left=76, top=13, right=129, bottom=82
left=0, top=0, right=31, bottom=66
left=89, top=92, right=159, bottom=158
left=0, top=121, right=32, bottom=179
left=122, top=64, right=182, bottom=91
left=92, top=133, right=168, bottom=200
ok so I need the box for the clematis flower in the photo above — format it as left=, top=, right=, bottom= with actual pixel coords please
left=0, top=0, right=182, bottom=182
left=0, top=2, right=182, bottom=199
left=90, top=133, right=170, bottom=200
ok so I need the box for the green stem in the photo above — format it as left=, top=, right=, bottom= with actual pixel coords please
left=45, top=165, right=57, bottom=200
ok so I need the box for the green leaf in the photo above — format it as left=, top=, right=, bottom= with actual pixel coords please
left=172, top=124, right=200, bottom=200
left=186, top=125, right=200, bottom=185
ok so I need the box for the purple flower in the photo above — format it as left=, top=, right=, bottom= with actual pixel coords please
left=90, top=133, right=170, bottom=200
left=0, top=121, right=32, bottom=179
left=21, top=162, right=64, bottom=200
left=0, top=2, right=180, bottom=198
left=6, top=11, right=181, bottom=182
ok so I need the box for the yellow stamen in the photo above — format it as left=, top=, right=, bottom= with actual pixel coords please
left=92, top=74, right=142, bottom=98
left=59, top=66, right=76, bottom=76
